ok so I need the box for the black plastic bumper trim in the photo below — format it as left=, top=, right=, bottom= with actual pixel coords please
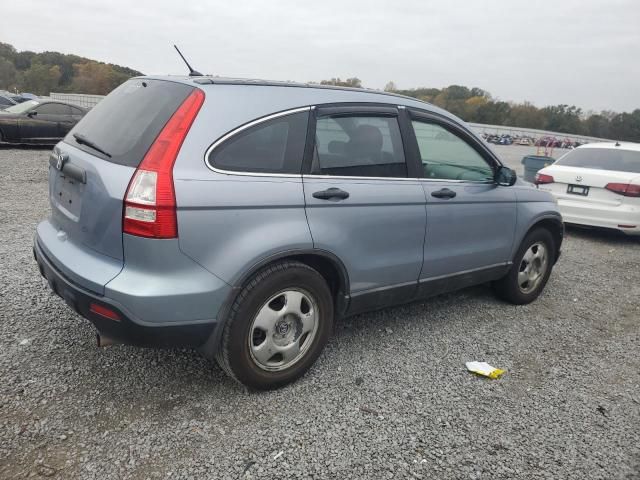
left=33, top=241, right=216, bottom=348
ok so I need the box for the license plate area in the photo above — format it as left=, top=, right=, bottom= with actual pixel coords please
left=567, top=184, right=589, bottom=196
left=53, top=172, right=83, bottom=220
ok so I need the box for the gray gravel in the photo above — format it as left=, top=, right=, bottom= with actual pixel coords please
left=1, top=146, right=639, bottom=480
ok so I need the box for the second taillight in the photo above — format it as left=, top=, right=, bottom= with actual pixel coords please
left=123, top=89, right=205, bottom=238
left=605, top=182, right=640, bottom=197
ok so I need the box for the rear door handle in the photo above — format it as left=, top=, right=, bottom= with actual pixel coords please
left=312, top=188, right=350, bottom=201
left=431, top=188, right=456, bottom=199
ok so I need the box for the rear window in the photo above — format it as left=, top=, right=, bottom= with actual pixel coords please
left=556, top=148, right=640, bottom=174
left=65, top=79, right=194, bottom=167
left=208, top=111, right=309, bottom=174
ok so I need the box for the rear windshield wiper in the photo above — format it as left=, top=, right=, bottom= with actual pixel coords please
left=73, top=133, right=112, bottom=158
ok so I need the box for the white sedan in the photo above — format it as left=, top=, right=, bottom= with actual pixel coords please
left=535, top=142, right=640, bottom=236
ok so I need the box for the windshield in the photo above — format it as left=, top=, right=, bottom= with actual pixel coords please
left=555, top=147, right=640, bottom=174
left=3, top=100, right=40, bottom=114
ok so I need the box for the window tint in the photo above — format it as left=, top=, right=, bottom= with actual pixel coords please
left=412, top=121, right=493, bottom=181
left=36, top=103, right=71, bottom=115
left=208, top=111, right=309, bottom=174
left=555, top=148, right=640, bottom=174
left=312, top=115, right=407, bottom=177
left=66, top=79, right=195, bottom=167
left=70, top=106, right=84, bottom=115
left=0, top=96, right=13, bottom=106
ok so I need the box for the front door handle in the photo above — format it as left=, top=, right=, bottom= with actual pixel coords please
left=312, top=188, right=350, bottom=201
left=431, top=188, right=457, bottom=199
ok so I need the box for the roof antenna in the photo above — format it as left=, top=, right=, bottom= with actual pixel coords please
left=173, top=45, right=203, bottom=77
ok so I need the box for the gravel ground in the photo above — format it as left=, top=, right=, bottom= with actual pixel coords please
left=1, top=146, right=639, bottom=480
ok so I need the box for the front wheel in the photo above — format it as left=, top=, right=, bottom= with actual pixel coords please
left=215, top=261, right=333, bottom=390
left=493, top=228, right=555, bottom=304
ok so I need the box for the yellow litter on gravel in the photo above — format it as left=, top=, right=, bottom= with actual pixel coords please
left=465, top=361, right=505, bottom=379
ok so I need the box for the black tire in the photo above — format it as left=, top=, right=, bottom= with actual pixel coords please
left=215, top=260, right=333, bottom=390
left=493, top=228, right=556, bottom=305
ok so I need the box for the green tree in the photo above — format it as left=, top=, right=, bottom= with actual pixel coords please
left=609, top=110, right=640, bottom=142
left=69, top=61, right=130, bottom=95
left=384, top=81, right=397, bottom=92
left=541, top=105, right=585, bottom=134
left=319, top=77, right=362, bottom=88
left=584, top=114, right=611, bottom=139
left=475, top=101, right=512, bottom=125
left=507, top=102, right=545, bottom=129
left=0, top=57, right=18, bottom=90
left=19, top=62, right=62, bottom=95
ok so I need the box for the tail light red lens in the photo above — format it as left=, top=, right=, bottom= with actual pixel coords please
left=605, top=182, right=640, bottom=197
left=123, top=89, right=205, bottom=238
left=535, top=173, right=554, bottom=184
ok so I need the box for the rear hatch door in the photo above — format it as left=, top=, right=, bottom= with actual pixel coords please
left=45, top=79, right=195, bottom=293
left=540, top=165, right=637, bottom=206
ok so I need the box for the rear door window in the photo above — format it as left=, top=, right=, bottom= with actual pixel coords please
left=36, top=103, right=71, bottom=115
left=312, top=115, right=407, bottom=178
left=207, top=110, right=309, bottom=174
left=65, top=79, right=195, bottom=167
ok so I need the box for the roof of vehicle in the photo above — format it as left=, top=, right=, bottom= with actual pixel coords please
left=138, top=75, right=458, bottom=121
left=578, top=141, right=640, bottom=153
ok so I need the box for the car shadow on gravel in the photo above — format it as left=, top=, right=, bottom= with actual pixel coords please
left=73, top=283, right=499, bottom=397
left=564, top=224, right=640, bottom=245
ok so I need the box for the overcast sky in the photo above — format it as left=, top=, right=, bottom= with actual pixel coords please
left=2, top=0, right=639, bottom=112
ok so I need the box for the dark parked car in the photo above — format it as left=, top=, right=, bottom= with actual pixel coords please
left=0, top=100, right=87, bottom=145
left=0, top=93, right=18, bottom=110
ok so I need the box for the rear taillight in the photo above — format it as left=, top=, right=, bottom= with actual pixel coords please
left=605, top=182, right=640, bottom=197
left=535, top=173, right=554, bottom=184
left=123, top=89, right=204, bottom=238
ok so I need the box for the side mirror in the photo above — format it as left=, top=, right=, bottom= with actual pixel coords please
left=495, top=166, right=517, bottom=186
left=27, top=111, right=37, bottom=117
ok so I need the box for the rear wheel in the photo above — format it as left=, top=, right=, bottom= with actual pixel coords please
left=493, top=228, right=555, bottom=304
left=215, top=261, right=333, bottom=390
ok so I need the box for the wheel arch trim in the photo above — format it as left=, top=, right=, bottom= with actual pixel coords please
left=199, top=248, right=351, bottom=360
left=517, top=213, right=564, bottom=264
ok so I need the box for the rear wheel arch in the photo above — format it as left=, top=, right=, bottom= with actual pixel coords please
left=234, top=250, right=349, bottom=298
left=200, top=250, right=350, bottom=360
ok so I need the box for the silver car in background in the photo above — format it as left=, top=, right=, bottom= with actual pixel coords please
left=34, top=76, right=563, bottom=389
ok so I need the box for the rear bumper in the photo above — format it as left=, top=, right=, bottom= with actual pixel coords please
left=557, top=199, right=640, bottom=235
left=34, top=240, right=218, bottom=348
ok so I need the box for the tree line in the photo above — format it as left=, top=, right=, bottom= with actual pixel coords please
left=0, top=42, right=637, bottom=143
left=318, top=78, right=640, bottom=142
left=0, top=42, right=142, bottom=96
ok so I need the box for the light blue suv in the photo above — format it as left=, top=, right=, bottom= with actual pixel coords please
left=34, top=76, right=563, bottom=389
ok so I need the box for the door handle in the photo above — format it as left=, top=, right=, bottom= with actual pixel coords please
left=431, top=188, right=457, bottom=199
left=312, top=188, right=350, bottom=201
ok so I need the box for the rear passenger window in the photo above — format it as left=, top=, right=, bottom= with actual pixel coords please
left=208, top=111, right=309, bottom=174
left=312, top=115, right=407, bottom=178
left=36, top=103, right=71, bottom=115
